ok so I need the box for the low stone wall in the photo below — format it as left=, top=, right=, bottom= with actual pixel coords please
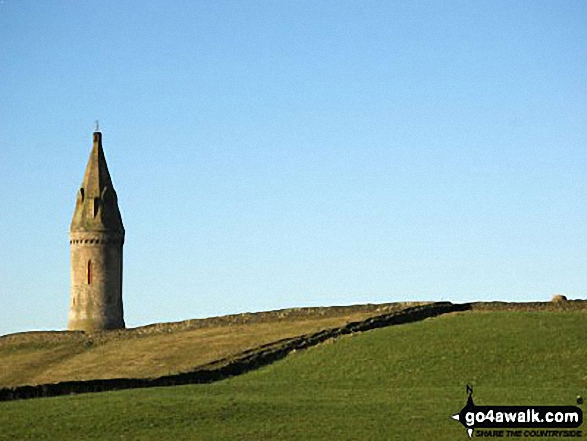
left=0, top=302, right=469, bottom=402
left=470, top=300, right=587, bottom=312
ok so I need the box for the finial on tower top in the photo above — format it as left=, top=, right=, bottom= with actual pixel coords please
left=93, top=121, right=102, bottom=144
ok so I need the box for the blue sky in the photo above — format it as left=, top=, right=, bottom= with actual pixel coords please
left=1, top=1, right=585, bottom=335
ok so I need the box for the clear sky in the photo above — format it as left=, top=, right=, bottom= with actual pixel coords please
left=1, top=1, right=585, bottom=336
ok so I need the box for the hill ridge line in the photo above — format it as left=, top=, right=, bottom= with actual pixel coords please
left=0, top=302, right=470, bottom=402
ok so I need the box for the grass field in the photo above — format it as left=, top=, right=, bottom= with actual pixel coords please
left=1, top=310, right=585, bottom=440
left=0, top=303, right=420, bottom=388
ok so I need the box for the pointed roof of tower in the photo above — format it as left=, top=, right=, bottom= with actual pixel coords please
left=70, top=131, right=125, bottom=234
left=82, top=131, right=114, bottom=196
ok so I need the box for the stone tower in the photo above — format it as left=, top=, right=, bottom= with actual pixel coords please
left=68, top=130, right=125, bottom=331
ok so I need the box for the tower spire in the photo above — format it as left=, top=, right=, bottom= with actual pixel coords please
left=70, top=129, right=123, bottom=234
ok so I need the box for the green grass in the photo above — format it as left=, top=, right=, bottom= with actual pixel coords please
left=1, top=311, right=585, bottom=440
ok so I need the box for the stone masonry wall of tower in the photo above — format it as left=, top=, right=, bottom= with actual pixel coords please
left=69, top=233, right=124, bottom=330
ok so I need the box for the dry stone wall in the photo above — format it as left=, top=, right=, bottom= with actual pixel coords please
left=0, top=302, right=469, bottom=402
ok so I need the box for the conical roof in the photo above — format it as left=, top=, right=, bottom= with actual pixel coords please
left=70, top=131, right=124, bottom=234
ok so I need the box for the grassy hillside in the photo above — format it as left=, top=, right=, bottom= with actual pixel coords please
left=0, top=303, right=421, bottom=388
left=1, top=310, right=585, bottom=440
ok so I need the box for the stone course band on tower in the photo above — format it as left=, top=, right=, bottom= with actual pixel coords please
left=68, top=130, right=125, bottom=331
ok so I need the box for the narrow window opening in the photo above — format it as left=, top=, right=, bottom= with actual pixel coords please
left=87, top=260, right=92, bottom=285
left=93, top=198, right=100, bottom=217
